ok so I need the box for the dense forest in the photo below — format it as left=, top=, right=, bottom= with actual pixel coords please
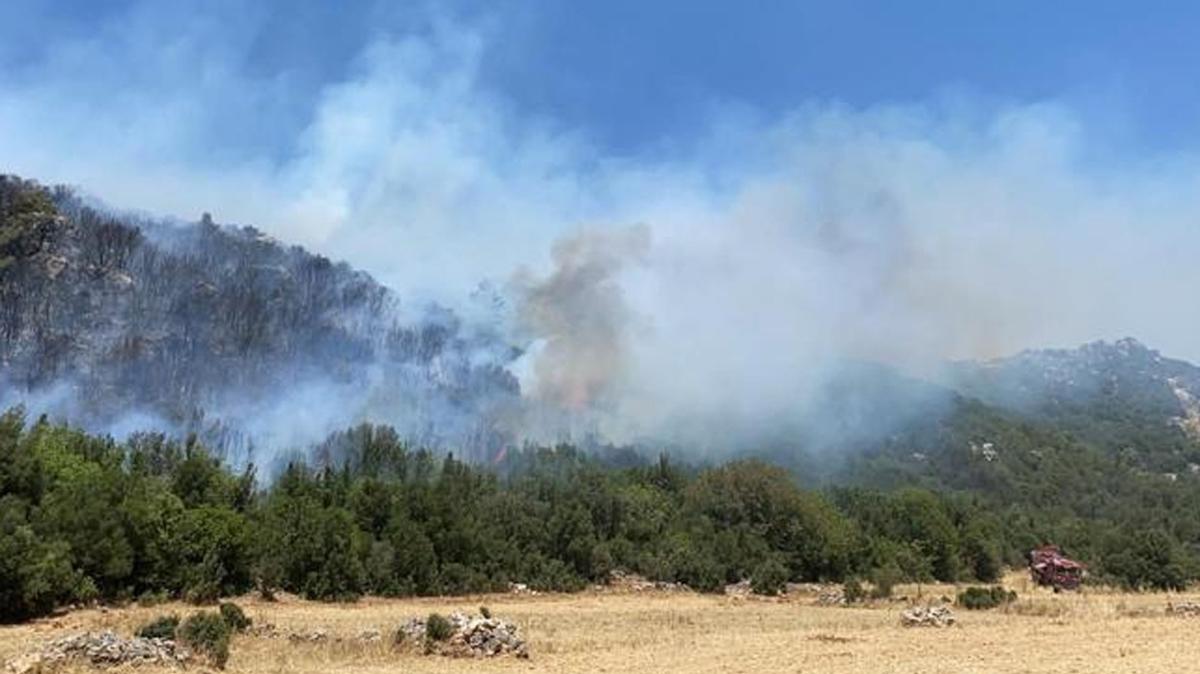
left=3, top=405, right=1197, bottom=623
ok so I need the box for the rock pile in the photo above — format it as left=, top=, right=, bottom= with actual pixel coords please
left=5, top=631, right=191, bottom=673
left=901, top=606, right=956, bottom=627
left=607, top=570, right=689, bottom=593
left=724, top=580, right=753, bottom=597
left=395, top=616, right=429, bottom=642
left=1167, top=601, right=1200, bottom=617
left=508, top=582, right=535, bottom=595
left=815, top=589, right=847, bottom=606
left=396, top=612, right=529, bottom=658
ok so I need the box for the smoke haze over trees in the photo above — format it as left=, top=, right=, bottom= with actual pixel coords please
left=5, top=173, right=1200, bottom=476
left=3, top=396, right=1199, bottom=623
left=0, top=175, right=520, bottom=465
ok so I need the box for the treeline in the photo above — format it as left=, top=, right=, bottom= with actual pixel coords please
left=2, top=409, right=1197, bottom=623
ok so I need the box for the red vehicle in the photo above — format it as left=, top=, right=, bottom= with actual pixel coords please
left=1029, top=545, right=1086, bottom=591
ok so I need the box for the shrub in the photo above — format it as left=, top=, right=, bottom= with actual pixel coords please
left=136, top=590, right=170, bottom=607
left=842, top=577, right=866, bottom=603
left=956, top=586, right=1017, bottom=610
left=425, top=613, right=454, bottom=642
left=870, top=564, right=900, bottom=599
left=179, top=611, right=231, bottom=669
left=219, top=602, right=251, bottom=632
left=961, top=532, right=1002, bottom=582
left=183, top=580, right=220, bottom=605
left=479, top=606, right=492, bottom=619
left=664, top=541, right=724, bottom=593
left=136, top=614, right=179, bottom=640
left=750, top=558, right=789, bottom=596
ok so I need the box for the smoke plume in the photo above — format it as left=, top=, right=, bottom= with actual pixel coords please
left=512, top=226, right=649, bottom=411
left=3, top=10, right=1200, bottom=456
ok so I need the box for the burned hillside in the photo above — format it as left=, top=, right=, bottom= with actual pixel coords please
left=0, top=175, right=520, bottom=462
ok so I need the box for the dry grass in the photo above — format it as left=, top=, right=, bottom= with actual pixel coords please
left=4, top=573, right=1200, bottom=673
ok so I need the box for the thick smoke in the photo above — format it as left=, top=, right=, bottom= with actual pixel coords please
left=4, top=13, right=1200, bottom=456
left=512, top=226, right=649, bottom=410
left=505, top=226, right=649, bottom=444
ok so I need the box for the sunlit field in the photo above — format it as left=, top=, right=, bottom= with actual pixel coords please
left=4, top=573, right=1199, bottom=674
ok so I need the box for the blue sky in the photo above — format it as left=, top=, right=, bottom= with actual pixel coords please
left=496, top=0, right=1200, bottom=156
left=3, top=0, right=1200, bottom=374
left=6, top=0, right=1200, bottom=159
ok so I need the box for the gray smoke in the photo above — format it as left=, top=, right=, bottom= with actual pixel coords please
left=512, top=226, right=649, bottom=411
left=4, top=18, right=1200, bottom=458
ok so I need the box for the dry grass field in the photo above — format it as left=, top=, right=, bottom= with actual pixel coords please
left=4, top=573, right=1199, bottom=674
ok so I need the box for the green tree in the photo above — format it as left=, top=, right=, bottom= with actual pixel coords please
left=0, top=497, right=81, bottom=621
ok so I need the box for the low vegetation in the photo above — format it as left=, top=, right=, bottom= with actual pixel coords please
left=178, top=611, right=231, bottom=668
left=425, top=613, right=454, bottom=642
left=219, top=602, right=252, bottom=632
left=135, top=614, right=180, bottom=640
left=4, top=582, right=1196, bottom=674
left=957, top=586, right=1018, bottom=610
left=2, top=406, right=1200, bottom=624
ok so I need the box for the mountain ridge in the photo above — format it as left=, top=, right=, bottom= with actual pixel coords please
left=948, top=337, right=1200, bottom=471
left=0, top=175, right=520, bottom=464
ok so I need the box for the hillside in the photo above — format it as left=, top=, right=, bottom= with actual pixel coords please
left=0, top=175, right=519, bottom=464
left=4, top=175, right=1200, bottom=626
left=949, top=338, right=1200, bottom=472
left=4, top=173, right=1200, bottom=484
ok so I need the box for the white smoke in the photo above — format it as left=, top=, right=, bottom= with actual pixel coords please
left=3, top=11, right=1200, bottom=452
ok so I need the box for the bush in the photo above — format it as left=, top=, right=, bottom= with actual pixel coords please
left=750, top=558, right=789, bottom=596
left=179, top=611, right=231, bottom=669
left=218, top=602, right=251, bottom=632
left=956, top=586, right=1017, bottom=610
left=425, top=613, right=454, bottom=642
left=664, top=541, right=724, bottom=593
left=183, top=580, right=220, bottom=605
left=479, top=606, right=492, bottom=619
left=136, top=590, right=170, bottom=607
left=843, top=577, right=866, bottom=603
left=962, top=532, right=1002, bottom=582
left=136, top=614, right=179, bottom=640
left=870, top=564, right=900, bottom=599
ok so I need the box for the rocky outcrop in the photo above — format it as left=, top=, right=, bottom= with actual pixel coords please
left=901, top=606, right=956, bottom=627
left=815, top=588, right=847, bottom=606
left=395, top=612, right=529, bottom=658
left=1166, top=601, right=1200, bottom=617
left=4, top=631, right=191, bottom=673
